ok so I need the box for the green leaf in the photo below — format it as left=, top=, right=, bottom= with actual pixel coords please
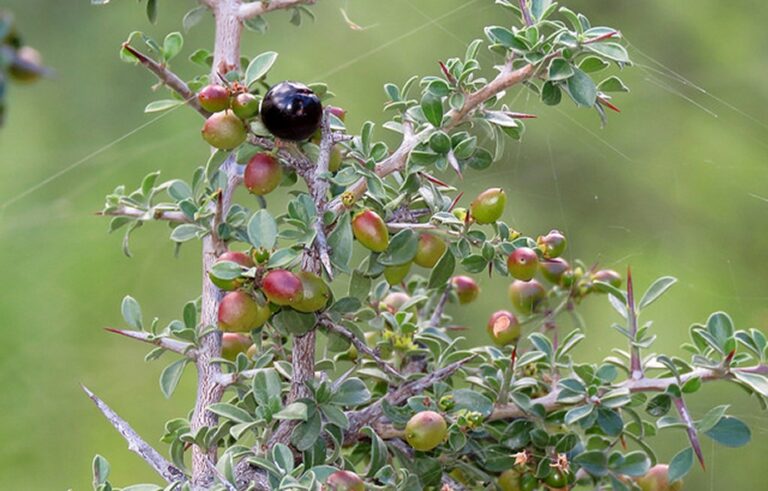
left=328, top=213, right=353, bottom=271
left=144, top=99, right=184, bottom=113
left=541, top=81, right=562, bottom=106
left=704, top=416, right=751, bottom=447
left=245, top=51, right=278, bottom=87
left=247, top=209, right=278, bottom=250
left=252, top=368, right=282, bottom=407
left=668, top=447, right=693, bottom=483
left=428, top=250, right=455, bottom=289
left=272, top=443, right=294, bottom=474
left=599, top=76, right=630, bottom=93
left=566, top=68, right=597, bottom=107
left=159, top=358, right=189, bottom=399
left=548, top=59, right=574, bottom=81
left=451, top=389, right=493, bottom=417
left=92, top=455, right=110, bottom=486
left=586, top=42, right=630, bottom=64
left=613, top=451, right=650, bottom=477
left=706, top=311, right=734, bottom=351
left=208, top=402, right=255, bottom=424
left=564, top=404, right=594, bottom=425
left=733, top=371, right=768, bottom=397
left=332, top=378, right=371, bottom=406
left=170, top=224, right=205, bottom=243
left=574, top=450, right=608, bottom=477
left=378, top=229, right=419, bottom=266
left=291, top=412, right=322, bottom=451
left=697, top=404, right=728, bottom=433
left=182, top=6, right=207, bottom=32
left=421, top=92, right=444, bottom=127
left=272, top=309, right=316, bottom=336
left=274, top=402, right=308, bottom=421
left=121, top=296, right=143, bottom=329
left=145, top=0, right=157, bottom=23
left=638, top=276, right=677, bottom=310
left=162, top=32, right=183, bottom=62
left=361, top=426, right=388, bottom=477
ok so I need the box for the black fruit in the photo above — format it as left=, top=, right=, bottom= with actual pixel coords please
left=260, top=81, right=322, bottom=141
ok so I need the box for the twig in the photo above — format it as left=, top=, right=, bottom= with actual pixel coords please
left=105, top=328, right=197, bottom=359
left=122, top=43, right=209, bottom=118
left=626, top=268, right=642, bottom=379
left=320, top=319, right=404, bottom=381
left=238, top=0, right=317, bottom=20
left=309, top=110, right=334, bottom=278
left=99, top=206, right=190, bottom=224
left=82, top=385, right=186, bottom=484
left=518, top=0, right=534, bottom=27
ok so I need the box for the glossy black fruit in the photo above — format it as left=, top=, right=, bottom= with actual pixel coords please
left=260, top=81, right=322, bottom=141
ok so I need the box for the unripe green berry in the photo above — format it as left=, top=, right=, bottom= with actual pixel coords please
left=593, top=269, right=622, bottom=288
left=221, top=333, right=253, bottom=361
left=487, top=310, right=520, bottom=346
left=329, top=145, right=343, bottom=172
left=384, top=263, right=411, bottom=285
left=540, top=258, right=570, bottom=285
left=470, top=187, right=506, bottom=224
left=452, top=207, right=470, bottom=223
left=261, top=269, right=304, bottom=306
left=244, top=152, right=283, bottom=196
left=405, top=410, right=447, bottom=451
left=414, top=233, right=447, bottom=268
left=380, top=292, right=412, bottom=313
left=508, top=279, right=546, bottom=314
left=198, top=84, right=230, bottom=113
left=291, top=272, right=331, bottom=313
left=499, top=469, right=539, bottom=491
left=209, top=251, right=254, bottom=291
left=635, top=465, right=683, bottom=491
left=231, top=92, right=259, bottom=119
left=326, top=470, right=364, bottom=491
left=201, top=110, right=247, bottom=150
left=507, top=247, right=539, bottom=281
left=352, top=209, right=389, bottom=252
left=450, top=275, right=479, bottom=304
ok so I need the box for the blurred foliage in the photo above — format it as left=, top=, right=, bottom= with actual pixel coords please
left=0, top=0, right=766, bottom=489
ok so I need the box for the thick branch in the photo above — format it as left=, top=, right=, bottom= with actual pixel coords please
left=105, top=328, right=197, bottom=359
left=99, top=206, right=190, bottom=224
left=238, top=0, right=317, bottom=20
left=320, top=319, right=404, bottom=381
left=123, top=43, right=209, bottom=118
left=82, top=385, right=186, bottom=484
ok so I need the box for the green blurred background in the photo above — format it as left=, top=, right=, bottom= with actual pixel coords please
left=1, top=0, right=767, bottom=489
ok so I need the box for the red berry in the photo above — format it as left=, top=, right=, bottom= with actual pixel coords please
left=414, top=233, right=447, bottom=268
left=405, top=410, right=447, bottom=451
left=470, top=188, right=506, bottom=224
left=209, top=251, right=255, bottom=291
left=198, top=84, right=230, bottom=113
left=487, top=310, right=521, bottom=346
left=218, top=291, right=270, bottom=332
left=351, top=209, right=389, bottom=253
left=221, top=333, right=252, bottom=361
left=201, top=110, right=247, bottom=150
left=540, top=258, right=570, bottom=285
left=636, top=465, right=683, bottom=491
left=450, top=276, right=480, bottom=304
left=508, top=280, right=546, bottom=314
left=593, top=269, right=622, bottom=288
left=327, top=105, right=347, bottom=121
left=231, top=92, right=259, bottom=119
left=261, top=269, right=303, bottom=306
left=507, top=247, right=539, bottom=281
left=261, top=81, right=322, bottom=141
left=291, top=272, right=331, bottom=313
left=244, top=153, right=283, bottom=196
left=537, top=230, right=567, bottom=258
left=326, top=470, right=364, bottom=491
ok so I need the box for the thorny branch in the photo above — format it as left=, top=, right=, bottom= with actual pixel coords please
left=105, top=328, right=197, bottom=359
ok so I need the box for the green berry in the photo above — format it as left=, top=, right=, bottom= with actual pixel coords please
left=209, top=251, right=254, bottom=291
left=221, top=333, right=252, bottom=361
left=231, top=92, right=259, bottom=119
left=508, top=280, right=546, bottom=314
left=384, top=263, right=411, bottom=285
left=451, top=276, right=479, bottom=304
left=414, top=233, right=447, bottom=268
left=470, top=188, right=506, bottom=224
left=218, top=291, right=270, bottom=332
left=352, top=209, right=389, bottom=252
left=244, top=152, right=283, bottom=196
left=198, top=84, right=230, bottom=113
left=537, top=230, right=567, bottom=258
left=405, top=410, right=447, bottom=451
left=540, top=258, right=570, bottom=285
left=292, top=272, right=331, bottom=313
left=201, top=110, right=247, bottom=150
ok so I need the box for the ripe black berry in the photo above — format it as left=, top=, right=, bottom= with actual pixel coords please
left=260, top=81, right=322, bottom=141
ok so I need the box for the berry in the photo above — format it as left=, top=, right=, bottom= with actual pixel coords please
left=508, top=280, right=546, bottom=314
left=498, top=470, right=538, bottom=491
left=452, top=207, right=470, bottom=223
left=544, top=468, right=574, bottom=488
left=351, top=209, right=389, bottom=252
left=329, top=146, right=343, bottom=172
left=231, top=92, right=259, bottom=119
left=209, top=251, right=255, bottom=291
left=507, top=247, right=540, bottom=281
left=635, top=465, right=683, bottom=491
left=261, top=81, right=322, bottom=141
left=450, top=276, right=479, bottom=304
left=328, top=105, right=347, bottom=121
left=201, top=110, right=247, bottom=150
left=405, top=410, right=447, bottom=451
left=470, top=187, right=506, bottom=224
left=537, top=230, right=567, bottom=258
left=414, top=233, right=447, bottom=268
left=380, top=292, right=411, bottom=313
left=261, top=269, right=304, bottom=306
left=292, top=272, right=331, bottom=313
left=221, top=333, right=252, bottom=361
left=9, top=46, right=43, bottom=83
left=244, top=153, right=283, bottom=196
left=593, top=269, right=622, bottom=288
left=197, top=84, right=230, bottom=113
left=487, top=310, right=521, bottom=346
left=218, top=291, right=270, bottom=332
left=384, top=263, right=411, bottom=285
left=325, top=470, right=365, bottom=491
left=540, top=258, right=570, bottom=285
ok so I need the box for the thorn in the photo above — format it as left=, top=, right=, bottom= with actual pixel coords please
left=439, top=61, right=457, bottom=86
left=448, top=191, right=464, bottom=212
left=419, top=172, right=452, bottom=188
left=505, top=111, right=538, bottom=119
left=598, top=96, right=621, bottom=113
